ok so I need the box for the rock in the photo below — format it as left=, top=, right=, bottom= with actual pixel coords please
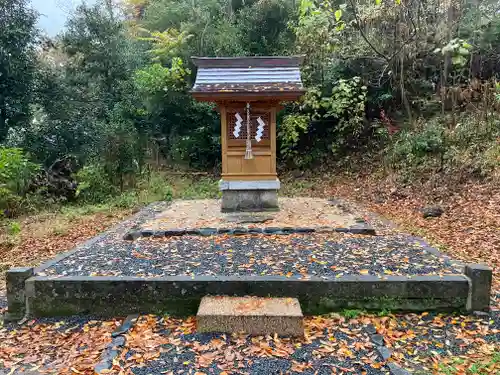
left=94, top=351, right=116, bottom=373
left=421, top=206, right=444, bottom=218
left=123, top=231, right=140, bottom=241
left=295, top=227, right=315, bottom=233
left=141, top=229, right=154, bottom=237
left=164, top=229, right=186, bottom=236
left=198, top=228, right=217, bottom=236
left=110, top=335, right=126, bottom=347
left=387, top=362, right=411, bottom=375
left=291, top=347, right=312, bottom=362
left=153, top=230, right=166, bottom=238
left=232, top=227, right=248, bottom=235
left=371, top=334, right=384, bottom=346
left=376, top=346, right=392, bottom=361
left=349, top=224, right=376, bottom=235
left=263, top=227, right=282, bottom=234
left=328, top=198, right=342, bottom=206
left=247, top=228, right=263, bottom=234
left=472, top=310, right=490, bottom=317
left=112, top=314, right=139, bottom=337
left=317, top=226, right=334, bottom=233
left=365, top=324, right=377, bottom=335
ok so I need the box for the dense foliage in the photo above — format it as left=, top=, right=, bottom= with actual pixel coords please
left=0, top=0, right=499, bottom=214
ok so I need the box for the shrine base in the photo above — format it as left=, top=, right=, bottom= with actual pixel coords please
left=219, top=180, right=280, bottom=212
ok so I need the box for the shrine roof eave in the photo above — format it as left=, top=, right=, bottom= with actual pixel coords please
left=190, top=90, right=305, bottom=103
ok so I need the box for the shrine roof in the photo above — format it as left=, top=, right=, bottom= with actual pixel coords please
left=191, top=56, right=305, bottom=100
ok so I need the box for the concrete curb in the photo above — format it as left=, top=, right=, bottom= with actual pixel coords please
left=24, top=274, right=470, bottom=317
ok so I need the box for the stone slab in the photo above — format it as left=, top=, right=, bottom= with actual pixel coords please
left=197, top=296, right=303, bottom=336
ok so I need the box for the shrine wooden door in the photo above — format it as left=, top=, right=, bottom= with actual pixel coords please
left=220, top=103, right=277, bottom=181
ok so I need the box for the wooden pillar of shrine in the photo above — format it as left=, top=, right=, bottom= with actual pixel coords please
left=191, top=56, right=304, bottom=212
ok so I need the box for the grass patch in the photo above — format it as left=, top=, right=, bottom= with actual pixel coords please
left=280, top=177, right=318, bottom=197
left=438, top=350, right=499, bottom=375
left=377, top=308, right=392, bottom=317
left=165, top=175, right=219, bottom=200
left=340, top=309, right=365, bottom=319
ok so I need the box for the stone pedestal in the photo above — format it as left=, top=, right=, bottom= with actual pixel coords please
left=464, top=263, right=492, bottom=312
left=5, top=267, right=34, bottom=322
left=220, top=179, right=280, bottom=212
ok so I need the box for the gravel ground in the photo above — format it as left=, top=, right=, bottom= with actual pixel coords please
left=1, top=312, right=497, bottom=374
left=39, top=233, right=463, bottom=278
left=125, top=314, right=391, bottom=375
left=120, top=312, right=499, bottom=375
left=0, top=315, right=120, bottom=375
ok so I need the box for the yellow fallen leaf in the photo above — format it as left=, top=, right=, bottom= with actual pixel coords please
left=359, top=269, right=369, bottom=275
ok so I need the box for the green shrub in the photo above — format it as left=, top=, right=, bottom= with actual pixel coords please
left=389, top=122, right=446, bottom=167
left=8, top=221, right=21, bottom=235
left=0, top=148, right=40, bottom=216
left=278, top=114, right=310, bottom=166
left=0, top=148, right=40, bottom=195
left=111, top=191, right=140, bottom=209
left=137, top=172, right=174, bottom=203
left=387, top=113, right=500, bottom=179
left=76, top=164, right=118, bottom=203
left=278, top=77, right=370, bottom=167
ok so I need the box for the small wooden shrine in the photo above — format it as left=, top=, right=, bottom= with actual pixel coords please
left=191, top=56, right=305, bottom=212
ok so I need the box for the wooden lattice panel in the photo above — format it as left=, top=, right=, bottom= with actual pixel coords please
left=228, top=111, right=270, bottom=140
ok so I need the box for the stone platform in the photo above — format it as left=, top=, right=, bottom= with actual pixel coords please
left=127, top=198, right=373, bottom=239
left=3, top=201, right=493, bottom=320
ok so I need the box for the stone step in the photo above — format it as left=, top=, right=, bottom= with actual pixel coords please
left=197, top=296, right=303, bottom=336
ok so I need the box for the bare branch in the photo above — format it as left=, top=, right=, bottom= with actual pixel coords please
left=347, top=0, right=389, bottom=62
